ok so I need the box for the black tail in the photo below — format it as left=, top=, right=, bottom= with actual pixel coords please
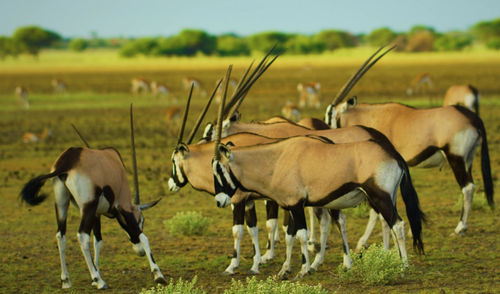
left=468, top=85, right=479, bottom=116
left=399, top=162, right=425, bottom=254
left=20, top=172, right=58, bottom=206
left=478, top=119, right=494, bottom=209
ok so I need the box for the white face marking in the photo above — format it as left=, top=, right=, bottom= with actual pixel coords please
left=215, top=193, right=231, bottom=208
left=324, top=104, right=338, bottom=128
left=168, top=177, right=179, bottom=192
left=172, top=156, right=185, bottom=184
left=203, top=123, right=213, bottom=140
left=212, top=161, right=236, bottom=189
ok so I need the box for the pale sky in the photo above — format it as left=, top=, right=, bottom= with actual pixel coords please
left=1, top=0, right=499, bottom=38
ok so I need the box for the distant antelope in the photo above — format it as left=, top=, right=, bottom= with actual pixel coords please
left=20, top=109, right=165, bottom=289
left=151, top=81, right=172, bottom=98
left=51, top=79, right=67, bottom=93
left=324, top=46, right=493, bottom=237
left=406, top=72, right=433, bottom=96
left=281, top=101, right=301, bottom=121
left=297, top=82, right=321, bottom=108
left=182, top=76, right=207, bottom=97
left=131, top=78, right=151, bottom=94
left=443, top=85, right=479, bottom=115
left=165, top=106, right=181, bottom=129
left=23, top=127, right=51, bottom=143
left=15, top=86, right=29, bottom=109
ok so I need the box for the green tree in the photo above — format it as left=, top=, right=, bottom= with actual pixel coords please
left=175, top=29, right=216, bottom=56
left=486, top=37, right=500, bottom=50
left=434, top=32, right=472, bottom=51
left=470, top=18, right=500, bottom=43
left=247, top=31, right=288, bottom=53
left=0, top=37, right=19, bottom=59
left=68, top=38, right=89, bottom=52
left=366, top=27, right=396, bottom=47
left=216, top=34, right=249, bottom=56
left=314, top=29, right=357, bottom=51
left=12, top=26, right=61, bottom=57
left=285, top=34, right=324, bottom=54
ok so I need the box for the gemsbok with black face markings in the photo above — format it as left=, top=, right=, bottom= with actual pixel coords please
left=443, top=84, right=479, bottom=115
left=324, top=48, right=494, bottom=237
left=20, top=106, right=166, bottom=289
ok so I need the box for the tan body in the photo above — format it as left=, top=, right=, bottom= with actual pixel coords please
left=15, top=86, right=29, bottom=109
left=182, top=76, right=207, bottom=96
left=406, top=73, right=432, bottom=96
left=297, top=82, right=321, bottom=108
left=131, top=78, right=150, bottom=94
left=165, top=106, right=181, bottom=126
left=443, top=85, right=479, bottom=114
left=51, top=79, right=67, bottom=93
left=23, top=128, right=51, bottom=143
left=151, top=81, right=171, bottom=97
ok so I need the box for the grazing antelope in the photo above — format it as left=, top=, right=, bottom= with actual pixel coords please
left=281, top=101, right=301, bottom=121
left=182, top=76, right=207, bottom=97
left=23, top=127, right=51, bottom=143
left=151, top=81, right=172, bottom=98
left=443, top=85, right=479, bottom=115
left=15, top=86, right=29, bottom=109
left=324, top=47, right=493, bottom=237
left=297, top=82, right=321, bottom=108
left=406, top=72, right=433, bottom=96
left=211, top=115, right=424, bottom=280
left=131, top=78, right=151, bottom=94
left=20, top=108, right=166, bottom=289
left=51, top=79, right=67, bottom=93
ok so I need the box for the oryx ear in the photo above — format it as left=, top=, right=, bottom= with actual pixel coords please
left=177, top=143, right=190, bottom=155
left=218, top=144, right=233, bottom=160
left=229, top=111, right=240, bottom=122
left=226, top=141, right=235, bottom=147
left=340, top=96, right=357, bottom=113
left=138, top=198, right=161, bottom=211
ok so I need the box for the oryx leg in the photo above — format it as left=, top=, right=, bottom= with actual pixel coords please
left=278, top=211, right=294, bottom=279
left=291, top=205, right=310, bottom=279
left=355, top=208, right=379, bottom=252
left=390, top=218, right=408, bottom=265
left=310, top=208, right=331, bottom=271
left=447, top=153, right=475, bottom=235
left=77, top=196, right=108, bottom=289
left=54, top=178, right=71, bottom=289
left=244, top=200, right=261, bottom=274
left=307, top=207, right=319, bottom=252
left=116, top=208, right=166, bottom=284
left=262, top=200, right=279, bottom=263
left=92, top=218, right=103, bottom=273
left=379, top=214, right=391, bottom=250
left=223, top=202, right=245, bottom=275
left=331, top=210, right=352, bottom=269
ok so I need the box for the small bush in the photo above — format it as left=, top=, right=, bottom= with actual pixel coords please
left=224, top=276, right=328, bottom=294
left=343, top=201, right=370, bottom=218
left=453, top=192, right=490, bottom=212
left=337, top=244, right=410, bottom=285
left=140, top=276, right=205, bottom=294
left=164, top=211, right=211, bottom=236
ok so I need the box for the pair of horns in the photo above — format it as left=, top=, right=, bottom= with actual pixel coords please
left=331, top=44, right=396, bottom=106
left=177, top=45, right=280, bottom=146
left=214, top=65, right=233, bottom=160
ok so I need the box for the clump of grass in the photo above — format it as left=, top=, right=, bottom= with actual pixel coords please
left=343, top=201, right=370, bottom=218
left=337, top=244, right=410, bottom=285
left=453, top=192, right=490, bottom=212
left=140, top=276, right=205, bottom=294
left=224, top=276, right=328, bottom=294
left=164, top=211, right=211, bottom=236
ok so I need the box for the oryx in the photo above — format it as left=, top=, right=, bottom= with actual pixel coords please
left=211, top=114, right=425, bottom=279
left=324, top=48, right=493, bottom=237
left=20, top=106, right=166, bottom=289
left=443, top=84, right=479, bottom=115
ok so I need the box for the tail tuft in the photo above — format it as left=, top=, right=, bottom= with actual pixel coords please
left=20, top=174, right=53, bottom=206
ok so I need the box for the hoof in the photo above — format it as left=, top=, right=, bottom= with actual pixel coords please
left=155, top=276, right=167, bottom=285
left=61, top=279, right=72, bottom=289
left=278, top=270, right=291, bottom=280
left=221, top=271, right=234, bottom=276
left=309, top=267, right=317, bottom=273
left=97, top=283, right=109, bottom=290
left=248, top=269, right=260, bottom=275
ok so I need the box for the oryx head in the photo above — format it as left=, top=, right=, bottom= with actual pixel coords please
left=324, top=45, right=395, bottom=128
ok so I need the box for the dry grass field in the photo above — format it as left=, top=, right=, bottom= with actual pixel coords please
left=0, top=50, right=499, bottom=293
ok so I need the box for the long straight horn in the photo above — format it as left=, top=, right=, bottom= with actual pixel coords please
left=332, top=45, right=395, bottom=105
left=71, top=123, right=90, bottom=148
left=214, top=65, right=232, bottom=160
left=222, top=60, right=255, bottom=116
left=186, top=78, right=222, bottom=144
left=177, top=84, right=194, bottom=145
left=130, top=104, right=140, bottom=205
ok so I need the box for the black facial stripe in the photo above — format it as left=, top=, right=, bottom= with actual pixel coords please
left=213, top=162, right=239, bottom=197
left=171, top=159, right=188, bottom=188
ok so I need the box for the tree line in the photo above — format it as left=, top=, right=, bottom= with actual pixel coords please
left=1, top=18, right=500, bottom=59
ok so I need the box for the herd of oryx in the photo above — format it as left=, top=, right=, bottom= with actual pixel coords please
left=20, top=45, right=493, bottom=289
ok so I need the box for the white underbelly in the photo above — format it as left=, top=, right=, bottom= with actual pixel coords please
left=322, top=189, right=366, bottom=209
left=96, top=196, right=111, bottom=215
left=416, top=150, right=446, bottom=168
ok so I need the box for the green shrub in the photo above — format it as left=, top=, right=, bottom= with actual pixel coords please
left=337, top=244, right=410, bottom=285
left=453, top=192, right=490, bottom=211
left=343, top=201, right=370, bottom=218
left=140, top=276, right=205, bottom=294
left=224, top=276, right=328, bottom=294
left=164, top=211, right=211, bottom=236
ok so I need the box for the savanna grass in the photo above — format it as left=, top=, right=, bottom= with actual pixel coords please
left=164, top=211, right=211, bottom=236
left=140, top=276, right=205, bottom=294
left=224, top=276, right=329, bottom=294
